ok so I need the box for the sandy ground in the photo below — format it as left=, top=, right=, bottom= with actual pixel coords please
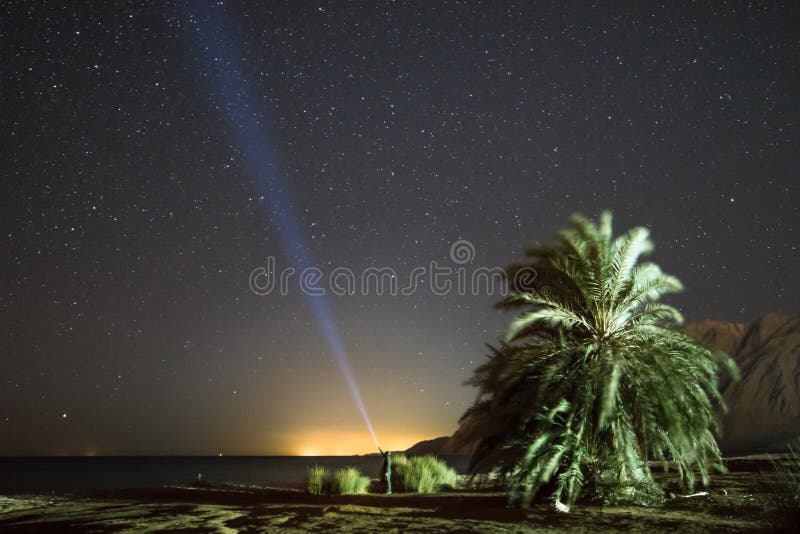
left=0, top=461, right=798, bottom=532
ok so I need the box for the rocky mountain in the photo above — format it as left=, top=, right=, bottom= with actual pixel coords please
left=715, top=313, right=800, bottom=453
left=405, top=419, right=482, bottom=456
left=407, top=313, right=800, bottom=456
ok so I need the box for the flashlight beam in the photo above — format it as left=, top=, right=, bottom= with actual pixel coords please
left=186, top=3, right=378, bottom=449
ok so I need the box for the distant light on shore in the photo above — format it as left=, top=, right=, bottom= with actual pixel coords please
left=289, top=430, right=430, bottom=456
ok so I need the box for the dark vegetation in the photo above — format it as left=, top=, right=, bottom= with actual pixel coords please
left=461, top=212, right=738, bottom=509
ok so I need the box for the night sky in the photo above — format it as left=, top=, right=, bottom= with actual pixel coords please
left=2, top=1, right=798, bottom=456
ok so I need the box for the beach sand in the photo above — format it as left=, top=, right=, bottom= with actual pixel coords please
left=0, top=459, right=797, bottom=532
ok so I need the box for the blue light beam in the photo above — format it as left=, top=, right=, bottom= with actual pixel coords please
left=185, top=4, right=379, bottom=448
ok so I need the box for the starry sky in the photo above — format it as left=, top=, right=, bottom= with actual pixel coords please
left=2, top=1, right=798, bottom=456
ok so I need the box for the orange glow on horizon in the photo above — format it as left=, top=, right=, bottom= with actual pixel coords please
left=281, top=430, right=431, bottom=456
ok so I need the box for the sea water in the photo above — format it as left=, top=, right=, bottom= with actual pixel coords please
left=0, top=455, right=469, bottom=493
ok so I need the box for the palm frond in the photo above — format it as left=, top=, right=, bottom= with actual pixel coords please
left=463, top=211, right=738, bottom=509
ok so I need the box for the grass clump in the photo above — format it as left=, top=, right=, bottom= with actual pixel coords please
left=332, top=466, right=371, bottom=495
left=392, top=454, right=458, bottom=493
left=306, top=465, right=371, bottom=495
left=306, top=465, right=330, bottom=495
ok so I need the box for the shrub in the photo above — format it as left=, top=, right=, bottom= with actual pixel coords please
left=416, top=467, right=437, bottom=493
left=420, top=454, right=459, bottom=488
left=391, top=453, right=409, bottom=471
left=391, top=453, right=458, bottom=493
left=306, top=465, right=330, bottom=495
left=332, top=466, right=371, bottom=495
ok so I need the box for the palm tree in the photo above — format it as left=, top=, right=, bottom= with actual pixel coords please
left=461, top=211, right=737, bottom=510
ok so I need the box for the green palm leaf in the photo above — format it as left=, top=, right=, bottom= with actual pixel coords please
left=462, top=211, right=737, bottom=509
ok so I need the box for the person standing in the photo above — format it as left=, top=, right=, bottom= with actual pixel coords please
left=378, top=447, right=392, bottom=495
